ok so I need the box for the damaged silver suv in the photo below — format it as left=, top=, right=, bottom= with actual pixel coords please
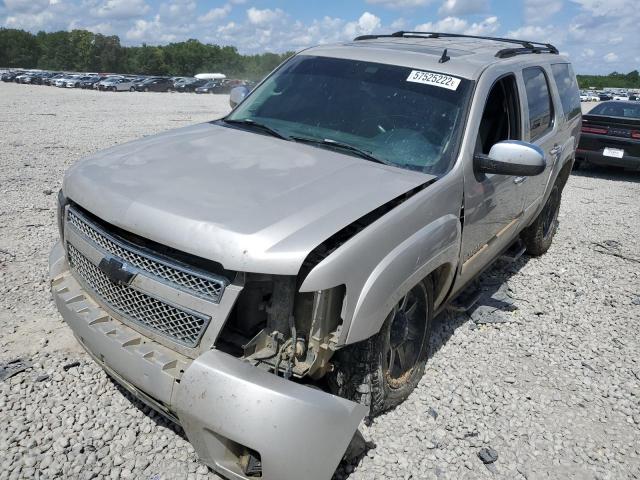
left=50, top=32, right=581, bottom=480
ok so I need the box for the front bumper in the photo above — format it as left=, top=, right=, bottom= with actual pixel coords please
left=49, top=241, right=366, bottom=480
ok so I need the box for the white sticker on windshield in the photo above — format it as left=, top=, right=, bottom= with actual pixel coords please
left=406, top=70, right=461, bottom=91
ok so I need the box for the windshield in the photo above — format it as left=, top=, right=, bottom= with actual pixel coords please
left=226, top=55, right=472, bottom=174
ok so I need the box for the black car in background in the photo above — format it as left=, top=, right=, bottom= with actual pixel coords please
left=576, top=101, right=640, bottom=170
left=133, top=77, right=172, bottom=92
left=599, top=93, right=613, bottom=101
left=194, top=80, right=220, bottom=94
left=79, top=76, right=106, bottom=89
left=32, top=72, right=56, bottom=85
left=1, top=71, right=24, bottom=82
left=175, top=78, right=208, bottom=93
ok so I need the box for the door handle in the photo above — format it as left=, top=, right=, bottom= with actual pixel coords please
left=550, top=145, right=562, bottom=156
left=514, top=176, right=527, bottom=184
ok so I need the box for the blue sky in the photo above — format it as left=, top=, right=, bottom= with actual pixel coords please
left=1, top=0, right=639, bottom=74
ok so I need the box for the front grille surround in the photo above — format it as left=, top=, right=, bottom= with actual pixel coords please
left=67, top=244, right=210, bottom=347
left=66, top=207, right=227, bottom=303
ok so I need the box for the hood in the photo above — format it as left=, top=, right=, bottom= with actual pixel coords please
left=63, top=122, right=433, bottom=274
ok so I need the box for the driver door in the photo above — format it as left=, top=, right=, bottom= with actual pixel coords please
left=459, top=73, right=525, bottom=283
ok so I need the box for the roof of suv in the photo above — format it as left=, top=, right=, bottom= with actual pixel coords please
left=303, top=34, right=567, bottom=80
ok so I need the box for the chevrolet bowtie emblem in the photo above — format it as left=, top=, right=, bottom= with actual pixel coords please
left=98, top=257, right=136, bottom=286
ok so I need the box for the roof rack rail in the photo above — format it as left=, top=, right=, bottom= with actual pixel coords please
left=353, top=31, right=559, bottom=59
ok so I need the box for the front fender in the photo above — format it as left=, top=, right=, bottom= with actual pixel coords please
left=300, top=172, right=463, bottom=346
left=345, top=215, right=460, bottom=344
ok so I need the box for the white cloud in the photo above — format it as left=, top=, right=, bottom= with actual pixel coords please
left=365, top=0, right=433, bottom=7
left=416, top=15, right=499, bottom=35
left=582, top=48, right=595, bottom=57
left=3, top=0, right=50, bottom=14
left=570, top=0, right=637, bottom=16
left=523, top=0, right=562, bottom=24
left=344, top=11, right=381, bottom=38
left=506, top=24, right=553, bottom=41
left=603, top=52, right=618, bottom=63
left=246, top=7, right=282, bottom=25
left=198, top=4, right=231, bottom=23
left=95, top=0, right=150, bottom=19
left=439, top=0, right=488, bottom=16
left=608, top=35, right=623, bottom=45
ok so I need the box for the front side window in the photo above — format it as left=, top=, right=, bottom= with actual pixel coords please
left=523, top=67, right=554, bottom=141
left=226, top=55, right=473, bottom=175
left=551, top=63, right=581, bottom=121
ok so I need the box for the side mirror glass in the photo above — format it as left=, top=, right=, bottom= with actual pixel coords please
left=474, top=140, right=546, bottom=176
left=229, top=86, right=249, bottom=108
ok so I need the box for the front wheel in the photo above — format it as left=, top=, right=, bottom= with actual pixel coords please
left=329, top=278, right=433, bottom=417
left=130, top=87, right=135, bottom=92
left=521, top=183, right=562, bottom=256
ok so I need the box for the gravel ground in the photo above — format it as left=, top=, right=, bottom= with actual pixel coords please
left=1, top=83, right=639, bottom=480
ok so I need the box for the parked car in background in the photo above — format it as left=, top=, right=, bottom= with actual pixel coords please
left=599, top=93, right=613, bottom=101
left=175, top=78, right=208, bottom=92
left=576, top=101, right=640, bottom=170
left=613, top=93, right=629, bottom=101
left=1, top=71, right=23, bottom=82
left=101, top=77, right=135, bottom=91
left=65, top=75, right=91, bottom=88
left=54, top=75, right=77, bottom=87
left=133, top=77, right=173, bottom=92
left=32, top=72, right=55, bottom=85
left=44, top=73, right=65, bottom=86
left=79, top=76, right=105, bottom=89
left=97, top=76, right=123, bottom=91
left=194, top=80, right=220, bottom=94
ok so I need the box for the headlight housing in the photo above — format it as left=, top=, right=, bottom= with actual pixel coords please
left=57, top=189, right=68, bottom=242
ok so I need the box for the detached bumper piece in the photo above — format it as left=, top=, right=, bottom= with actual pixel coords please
left=50, top=241, right=367, bottom=480
left=175, top=350, right=367, bottom=480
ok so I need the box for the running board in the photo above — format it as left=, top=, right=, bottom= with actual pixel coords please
left=500, top=239, right=526, bottom=263
left=448, top=282, right=482, bottom=313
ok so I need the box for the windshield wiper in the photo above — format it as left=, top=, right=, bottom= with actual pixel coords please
left=290, top=136, right=386, bottom=165
left=223, top=118, right=289, bottom=140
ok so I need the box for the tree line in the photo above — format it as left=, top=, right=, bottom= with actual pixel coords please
left=0, top=28, right=294, bottom=80
left=577, top=70, right=640, bottom=89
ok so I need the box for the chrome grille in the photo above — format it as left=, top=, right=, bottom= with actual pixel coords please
left=67, top=207, right=226, bottom=302
left=67, top=244, right=209, bottom=347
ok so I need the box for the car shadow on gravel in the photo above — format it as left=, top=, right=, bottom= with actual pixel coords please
left=429, top=255, right=532, bottom=359
left=571, top=165, right=640, bottom=183
left=336, top=256, right=533, bottom=479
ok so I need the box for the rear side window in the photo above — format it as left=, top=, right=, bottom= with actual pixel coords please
left=523, top=67, right=554, bottom=141
left=551, top=63, right=581, bottom=121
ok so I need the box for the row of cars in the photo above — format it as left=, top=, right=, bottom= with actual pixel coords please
left=1, top=70, right=255, bottom=94
left=580, top=90, right=640, bottom=102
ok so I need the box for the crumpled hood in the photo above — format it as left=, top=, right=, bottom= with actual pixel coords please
left=63, top=122, right=433, bottom=274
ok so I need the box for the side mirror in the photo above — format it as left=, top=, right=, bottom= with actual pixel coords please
left=229, top=86, right=249, bottom=108
left=474, top=140, right=546, bottom=176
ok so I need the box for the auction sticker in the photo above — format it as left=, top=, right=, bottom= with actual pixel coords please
left=406, top=70, right=461, bottom=91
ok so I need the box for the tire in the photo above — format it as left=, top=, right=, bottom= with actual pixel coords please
left=111, top=86, right=116, bottom=92
left=521, top=183, right=562, bottom=256
left=329, top=278, right=434, bottom=417
left=145, top=87, right=149, bottom=92
left=130, top=87, right=135, bottom=92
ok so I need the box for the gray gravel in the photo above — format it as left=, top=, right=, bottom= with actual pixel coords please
left=1, top=82, right=640, bottom=480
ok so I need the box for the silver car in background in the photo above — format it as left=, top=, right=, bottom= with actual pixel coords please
left=50, top=32, right=580, bottom=480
